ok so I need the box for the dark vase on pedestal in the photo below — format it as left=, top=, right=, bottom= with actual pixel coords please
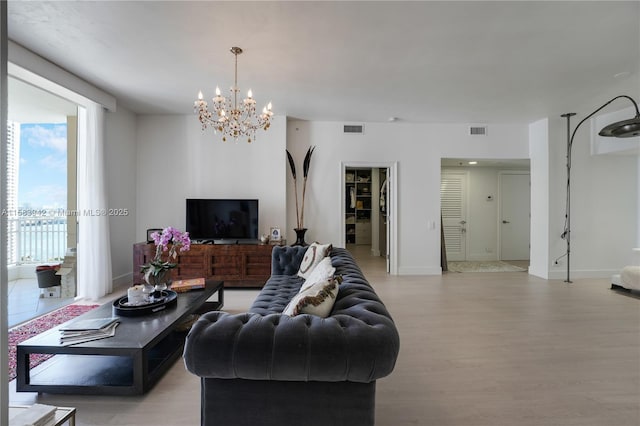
left=292, top=228, right=308, bottom=247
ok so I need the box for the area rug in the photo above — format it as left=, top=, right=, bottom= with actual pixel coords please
left=8, top=304, right=99, bottom=381
left=447, top=261, right=527, bottom=273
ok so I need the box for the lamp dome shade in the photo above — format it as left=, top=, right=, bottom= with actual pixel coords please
left=598, top=115, right=640, bottom=138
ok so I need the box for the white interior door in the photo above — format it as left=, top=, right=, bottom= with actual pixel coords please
left=441, top=171, right=468, bottom=261
left=385, top=168, right=391, bottom=273
left=500, top=172, right=530, bottom=260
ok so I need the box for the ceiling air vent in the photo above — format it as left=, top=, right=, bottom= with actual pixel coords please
left=469, top=126, right=487, bottom=136
left=343, top=124, right=364, bottom=134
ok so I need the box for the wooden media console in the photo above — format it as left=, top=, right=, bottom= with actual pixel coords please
left=133, top=242, right=274, bottom=288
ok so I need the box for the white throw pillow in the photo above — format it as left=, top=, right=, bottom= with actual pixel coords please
left=297, top=242, right=332, bottom=279
left=299, top=256, right=335, bottom=292
left=283, top=276, right=341, bottom=317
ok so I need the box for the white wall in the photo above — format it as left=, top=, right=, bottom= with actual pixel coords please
left=287, top=120, right=529, bottom=275
left=135, top=115, right=287, bottom=243
left=547, top=111, right=638, bottom=279
left=105, top=106, right=137, bottom=286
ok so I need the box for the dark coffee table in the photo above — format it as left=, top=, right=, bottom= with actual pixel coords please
left=17, top=280, right=223, bottom=395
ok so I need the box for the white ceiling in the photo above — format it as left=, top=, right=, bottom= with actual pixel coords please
left=7, top=1, right=640, bottom=123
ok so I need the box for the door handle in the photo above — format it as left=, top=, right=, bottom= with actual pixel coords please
left=502, top=220, right=510, bottom=224
left=459, top=220, right=466, bottom=225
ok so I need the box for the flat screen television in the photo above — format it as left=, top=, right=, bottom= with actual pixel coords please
left=186, top=199, right=259, bottom=242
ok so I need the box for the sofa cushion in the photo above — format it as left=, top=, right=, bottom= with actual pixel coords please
left=250, top=275, right=303, bottom=315
left=271, top=246, right=308, bottom=275
left=300, top=256, right=335, bottom=292
left=283, top=276, right=341, bottom=317
left=297, top=242, right=332, bottom=279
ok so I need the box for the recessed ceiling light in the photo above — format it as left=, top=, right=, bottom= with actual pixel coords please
left=468, top=161, right=478, bottom=165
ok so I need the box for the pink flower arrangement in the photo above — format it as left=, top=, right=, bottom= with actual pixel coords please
left=141, top=227, right=191, bottom=280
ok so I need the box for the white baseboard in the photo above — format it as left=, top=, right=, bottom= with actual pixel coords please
left=112, top=272, right=133, bottom=289
left=528, top=266, right=549, bottom=279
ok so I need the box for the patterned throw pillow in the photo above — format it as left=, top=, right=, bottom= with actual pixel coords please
left=283, top=276, right=342, bottom=317
left=299, top=256, right=335, bottom=292
left=297, top=242, right=333, bottom=279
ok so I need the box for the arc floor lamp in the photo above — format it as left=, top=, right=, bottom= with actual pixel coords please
left=560, top=95, right=640, bottom=283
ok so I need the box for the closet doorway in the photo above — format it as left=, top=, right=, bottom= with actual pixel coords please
left=341, top=162, right=397, bottom=275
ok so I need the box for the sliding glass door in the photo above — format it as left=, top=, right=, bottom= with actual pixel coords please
left=6, top=76, right=77, bottom=325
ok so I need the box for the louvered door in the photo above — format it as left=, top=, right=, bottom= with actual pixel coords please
left=441, top=171, right=468, bottom=261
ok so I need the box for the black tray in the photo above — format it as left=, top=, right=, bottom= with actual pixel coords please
left=112, top=290, right=178, bottom=317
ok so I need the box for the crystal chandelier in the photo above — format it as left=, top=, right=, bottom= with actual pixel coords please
left=194, top=47, right=273, bottom=143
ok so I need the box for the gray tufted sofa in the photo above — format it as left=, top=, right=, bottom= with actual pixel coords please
left=183, top=246, right=400, bottom=426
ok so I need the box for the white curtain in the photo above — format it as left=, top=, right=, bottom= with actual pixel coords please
left=77, top=103, right=112, bottom=300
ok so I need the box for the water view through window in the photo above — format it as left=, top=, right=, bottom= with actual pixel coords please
left=6, top=122, right=68, bottom=264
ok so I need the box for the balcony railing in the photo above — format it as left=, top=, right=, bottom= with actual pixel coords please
left=7, top=216, right=67, bottom=265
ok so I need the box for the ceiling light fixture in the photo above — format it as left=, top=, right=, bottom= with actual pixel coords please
left=560, top=95, right=640, bottom=283
left=468, top=161, right=478, bottom=165
left=194, top=47, right=273, bottom=143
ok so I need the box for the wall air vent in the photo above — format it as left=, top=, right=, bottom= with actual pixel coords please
left=343, top=124, right=365, bottom=134
left=469, top=126, right=487, bottom=136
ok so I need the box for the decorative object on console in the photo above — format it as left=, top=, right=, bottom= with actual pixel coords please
left=146, top=228, right=162, bottom=243
left=140, top=227, right=191, bottom=298
left=293, top=228, right=308, bottom=247
left=270, top=227, right=281, bottom=242
left=194, top=46, right=273, bottom=143
left=286, top=146, right=316, bottom=246
left=559, top=95, right=640, bottom=283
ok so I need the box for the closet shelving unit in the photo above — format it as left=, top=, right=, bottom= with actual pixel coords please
left=345, top=169, right=372, bottom=245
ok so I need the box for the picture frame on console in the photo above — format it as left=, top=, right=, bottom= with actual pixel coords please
left=270, top=227, right=281, bottom=242
left=146, top=228, right=162, bottom=243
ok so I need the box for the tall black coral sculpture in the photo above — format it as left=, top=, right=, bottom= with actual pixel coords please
left=286, top=146, right=316, bottom=231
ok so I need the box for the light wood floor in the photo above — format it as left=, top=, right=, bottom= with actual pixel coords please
left=10, top=246, right=640, bottom=426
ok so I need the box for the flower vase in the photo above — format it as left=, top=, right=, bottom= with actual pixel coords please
left=144, top=270, right=171, bottom=300
left=292, top=228, right=308, bottom=247
left=141, top=283, right=155, bottom=302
